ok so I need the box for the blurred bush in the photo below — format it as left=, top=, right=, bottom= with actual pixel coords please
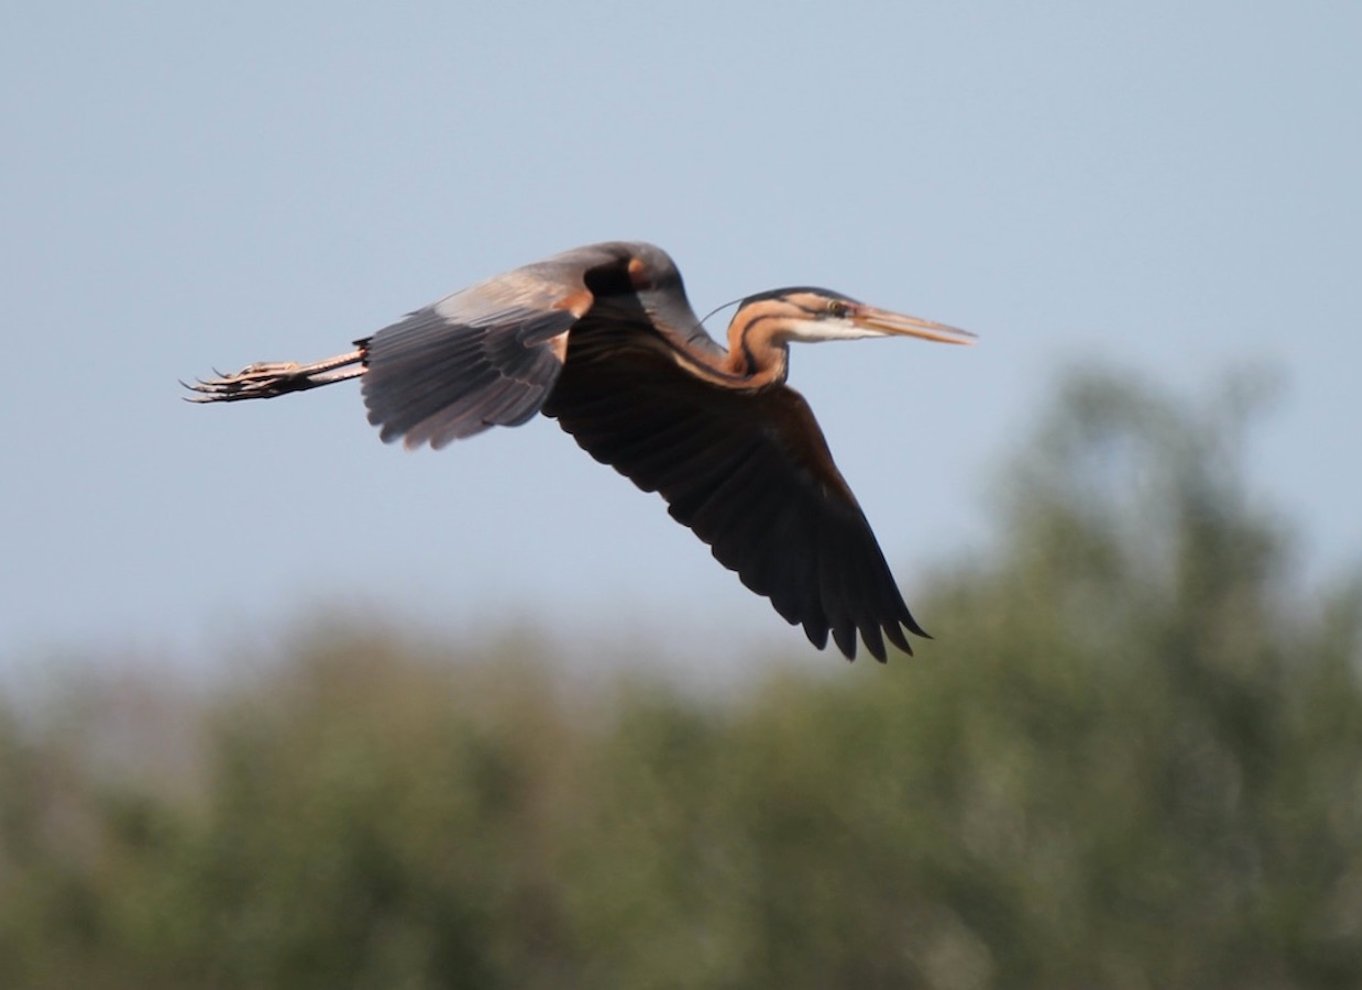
left=2, top=368, right=1359, bottom=989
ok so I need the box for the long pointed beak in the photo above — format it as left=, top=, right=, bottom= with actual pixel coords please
left=853, top=305, right=977, bottom=345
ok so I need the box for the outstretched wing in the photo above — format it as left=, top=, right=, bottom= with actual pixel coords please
left=360, top=242, right=681, bottom=450
left=543, top=322, right=926, bottom=661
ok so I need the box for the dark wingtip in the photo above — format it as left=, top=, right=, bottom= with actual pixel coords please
left=862, top=624, right=887, bottom=663
left=803, top=621, right=830, bottom=651
left=884, top=622, right=914, bottom=658
left=831, top=623, right=857, bottom=661
left=901, top=605, right=931, bottom=640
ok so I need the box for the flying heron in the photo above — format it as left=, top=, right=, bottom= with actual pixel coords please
left=187, top=241, right=974, bottom=660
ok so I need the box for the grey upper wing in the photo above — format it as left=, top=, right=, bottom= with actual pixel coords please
left=360, top=242, right=694, bottom=450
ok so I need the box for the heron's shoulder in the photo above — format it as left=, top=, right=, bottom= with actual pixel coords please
left=535, top=241, right=681, bottom=279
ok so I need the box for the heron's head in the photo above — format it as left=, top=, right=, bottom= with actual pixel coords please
left=734, top=287, right=976, bottom=347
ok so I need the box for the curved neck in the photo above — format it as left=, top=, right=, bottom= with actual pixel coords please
left=721, top=302, right=792, bottom=388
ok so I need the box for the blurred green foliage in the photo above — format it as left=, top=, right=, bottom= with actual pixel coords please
left=2, top=369, right=1360, bottom=988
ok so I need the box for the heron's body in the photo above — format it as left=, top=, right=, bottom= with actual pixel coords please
left=189, top=241, right=973, bottom=660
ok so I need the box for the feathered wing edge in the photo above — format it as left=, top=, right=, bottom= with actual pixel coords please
left=361, top=304, right=579, bottom=449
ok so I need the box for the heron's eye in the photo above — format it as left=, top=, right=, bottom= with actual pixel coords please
left=826, top=300, right=851, bottom=318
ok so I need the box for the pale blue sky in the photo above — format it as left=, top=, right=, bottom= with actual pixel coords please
left=3, top=3, right=1359, bottom=674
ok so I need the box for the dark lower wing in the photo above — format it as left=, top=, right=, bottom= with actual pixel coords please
left=543, top=327, right=925, bottom=661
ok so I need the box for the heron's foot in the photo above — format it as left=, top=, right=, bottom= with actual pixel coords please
left=183, top=362, right=314, bottom=402
left=183, top=349, right=366, bottom=403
